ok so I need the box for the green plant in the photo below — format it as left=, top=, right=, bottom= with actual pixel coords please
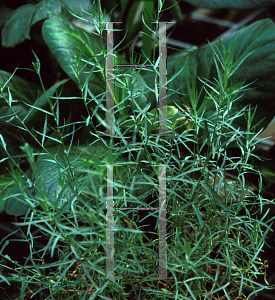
left=0, top=0, right=183, bottom=65
left=1, top=0, right=275, bottom=299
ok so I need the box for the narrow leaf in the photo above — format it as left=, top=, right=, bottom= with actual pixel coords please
left=42, top=115, right=48, bottom=147
left=0, top=134, right=7, bottom=150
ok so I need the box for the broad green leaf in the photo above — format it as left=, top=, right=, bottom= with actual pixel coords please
left=21, top=141, right=152, bottom=211
left=42, top=15, right=108, bottom=99
left=140, top=47, right=198, bottom=110
left=1, top=1, right=61, bottom=47
left=0, top=71, right=38, bottom=129
left=141, top=1, right=155, bottom=63
left=165, top=19, right=275, bottom=145
left=60, top=0, right=93, bottom=17
left=31, top=141, right=110, bottom=209
left=0, top=105, right=29, bottom=128
left=33, top=142, right=112, bottom=208
left=1, top=4, right=36, bottom=47
left=0, top=70, right=41, bottom=105
left=0, top=5, right=13, bottom=28
left=35, top=150, right=77, bottom=208
left=0, top=73, right=68, bottom=134
left=124, top=1, right=144, bottom=48
left=1, top=0, right=92, bottom=47
left=0, top=74, right=69, bottom=172
left=31, top=0, right=63, bottom=24
left=23, top=78, right=69, bottom=128
left=183, top=0, right=275, bottom=9
left=4, top=169, right=34, bottom=216
left=42, top=15, right=149, bottom=117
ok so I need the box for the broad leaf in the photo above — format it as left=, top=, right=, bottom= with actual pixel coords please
left=145, top=19, right=275, bottom=146
left=24, top=78, right=69, bottom=128
left=34, top=149, right=78, bottom=208
left=42, top=15, right=149, bottom=119
left=31, top=0, right=63, bottom=24
left=1, top=4, right=37, bottom=47
left=60, top=0, right=93, bottom=17
left=1, top=0, right=92, bottom=47
left=4, top=169, right=34, bottom=216
left=0, top=70, right=41, bottom=105
left=0, top=74, right=70, bottom=171
left=183, top=0, right=275, bottom=9
left=0, top=5, right=13, bottom=28
left=0, top=72, right=69, bottom=133
left=2, top=142, right=108, bottom=216
left=124, top=1, right=144, bottom=49
left=2, top=138, right=155, bottom=215
left=0, top=133, right=22, bottom=175
left=32, top=141, right=151, bottom=209
left=0, top=71, right=41, bottom=158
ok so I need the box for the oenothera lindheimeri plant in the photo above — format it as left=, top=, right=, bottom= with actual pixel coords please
left=0, top=42, right=275, bottom=299
left=0, top=2, right=275, bottom=299
left=2, top=14, right=275, bottom=212
left=2, top=0, right=275, bottom=181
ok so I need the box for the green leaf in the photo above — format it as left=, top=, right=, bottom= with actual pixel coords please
left=32, top=0, right=63, bottom=23
left=42, top=15, right=107, bottom=99
left=35, top=150, right=75, bottom=208
left=23, top=78, right=69, bottom=128
left=1, top=4, right=36, bottom=47
left=4, top=169, right=34, bottom=216
left=32, top=141, right=110, bottom=208
left=165, top=19, right=275, bottom=144
left=60, top=0, right=93, bottom=17
left=183, top=0, right=275, bottom=9
left=0, top=74, right=69, bottom=174
left=24, top=141, right=152, bottom=210
left=0, top=71, right=68, bottom=134
left=1, top=0, right=62, bottom=47
left=0, top=132, right=23, bottom=175
left=42, top=15, right=149, bottom=117
left=141, top=1, right=155, bottom=63
left=1, top=0, right=92, bottom=47
left=124, top=1, right=144, bottom=49
left=146, top=105, right=187, bottom=133
left=0, top=5, right=13, bottom=28
left=0, top=134, right=7, bottom=151
left=0, top=70, right=41, bottom=105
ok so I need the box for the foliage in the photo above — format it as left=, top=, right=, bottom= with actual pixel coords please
left=1, top=0, right=275, bottom=299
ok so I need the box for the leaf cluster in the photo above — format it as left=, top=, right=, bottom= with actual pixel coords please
left=0, top=1, right=275, bottom=299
